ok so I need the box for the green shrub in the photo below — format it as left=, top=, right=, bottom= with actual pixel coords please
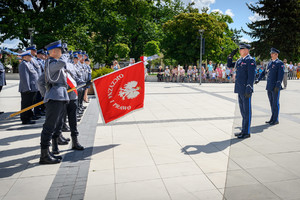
left=92, top=67, right=114, bottom=79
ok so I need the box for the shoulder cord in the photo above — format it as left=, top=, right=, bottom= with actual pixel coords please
left=46, top=59, right=62, bottom=83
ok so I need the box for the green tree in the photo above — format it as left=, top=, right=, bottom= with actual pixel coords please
left=0, top=0, right=91, bottom=49
left=112, top=43, right=130, bottom=59
left=144, top=40, right=160, bottom=56
left=245, top=0, right=300, bottom=61
left=162, top=12, right=237, bottom=65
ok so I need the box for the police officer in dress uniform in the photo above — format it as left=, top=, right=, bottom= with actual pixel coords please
left=27, top=45, right=44, bottom=117
left=72, top=53, right=84, bottom=121
left=38, top=40, right=69, bottom=164
left=18, top=50, right=39, bottom=124
left=51, top=48, right=88, bottom=155
left=77, top=51, right=87, bottom=115
left=36, top=49, right=46, bottom=72
left=227, top=43, right=256, bottom=139
left=0, top=50, right=6, bottom=114
left=255, top=48, right=284, bottom=125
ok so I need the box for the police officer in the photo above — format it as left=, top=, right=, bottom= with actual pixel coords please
left=36, top=49, right=46, bottom=72
left=255, top=48, right=284, bottom=125
left=0, top=50, right=6, bottom=114
left=83, top=55, right=92, bottom=103
left=27, top=45, right=44, bottom=117
left=38, top=40, right=69, bottom=164
left=18, top=50, right=39, bottom=124
left=77, top=51, right=87, bottom=114
left=227, top=43, right=256, bottom=139
left=51, top=48, right=87, bottom=154
left=72, top=53, right=84, bottom=120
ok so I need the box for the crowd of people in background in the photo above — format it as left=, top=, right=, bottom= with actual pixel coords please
left=155, top=61, right=237, bottom=83
left=154, top=60, right=300, bottom=83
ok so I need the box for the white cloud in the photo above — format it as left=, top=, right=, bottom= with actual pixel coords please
left=211, top=9, right=223, bottom=14
left=0, top=39, right=21, bottom=49
left=249, top=13, right=267, bottom=22
left=225, top=9, right=234, bottom=17
left=241, top=38, right=251, bottom=43
left=182, top=0, right=216, bottom=10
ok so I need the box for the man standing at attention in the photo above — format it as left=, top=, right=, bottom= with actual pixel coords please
left=255, top=48, right=284, bottom=125
left=227, top=43, right=256, bottom=139
left=0, top=50, right=6, bottom=114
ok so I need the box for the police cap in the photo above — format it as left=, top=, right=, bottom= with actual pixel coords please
left=239, top=43, right=251, bottom=50
left=26, top=45, right=37, bottom=51
left=45, top=40, right=62, bottom=51
left=270, top=47, right=280, bottom=54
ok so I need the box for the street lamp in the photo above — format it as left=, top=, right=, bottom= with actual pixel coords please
left=28, top=27, right=35, bottom=46
left=199, top=29, right=204, bottom=85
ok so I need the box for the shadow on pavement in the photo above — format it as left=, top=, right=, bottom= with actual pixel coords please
left=0, top=154, right=38, bottom=178
left=181, top=138, right=241, bottom=155
left=0, top=133, right=41, bottom=146
left=250, top=124, right=270, bottom=134
left=62, top=144, right=120, bottom=163
left=0, top=112, right=44, bottom=130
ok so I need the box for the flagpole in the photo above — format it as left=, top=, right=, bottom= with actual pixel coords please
left=6, top=82, right=92, bottom=119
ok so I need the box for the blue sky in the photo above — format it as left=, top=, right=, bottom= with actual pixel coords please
left=183, top=0, right=262, bottom=43
left=1, top=0, right=261, bottom=49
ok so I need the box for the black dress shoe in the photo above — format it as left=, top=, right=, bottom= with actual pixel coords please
left=22, top=120, right=36, bottom=125
left=62, top=126, right=70, bottom=132
left=237, top=134, right=251, bottom=139
left=265, top=120, right=273, bottom=124
left=57, top=135, right=69, bottom=145
left=0, top=111, right=4, bottom=114
left=270, top=121, right=279, bottom=125
left=234, top=132, right=243, bottom=137
left=49, top=152, right=62, bottom=160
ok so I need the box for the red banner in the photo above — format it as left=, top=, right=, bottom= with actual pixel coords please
left=93, top=62, right=145, bottom=123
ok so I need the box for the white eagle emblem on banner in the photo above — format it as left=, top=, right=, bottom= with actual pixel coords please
left=119, top=81, right=140, bottom=100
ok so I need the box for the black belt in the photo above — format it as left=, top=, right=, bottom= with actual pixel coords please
left=52, top=83, right=67, bottom=88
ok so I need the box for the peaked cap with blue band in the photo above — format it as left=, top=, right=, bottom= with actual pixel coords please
left=26, top=45, right=37, bottom=51
left=37, top=49, right=45, bottom=54
left=239, top=43, right=251, bottom=49
left=19, top=50, right=32, bottom=57
left=45, top=40, right=62, bottom=51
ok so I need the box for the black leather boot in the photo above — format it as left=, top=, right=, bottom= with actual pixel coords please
left=58, top=135, right=69, bottom=145
left=49, top=151, right=62, bottom=160
left=52, top=138, right=60, bottom=154
left=72, top=136, right=84, bottom=150
left=39, top=148, right=61, bottom=164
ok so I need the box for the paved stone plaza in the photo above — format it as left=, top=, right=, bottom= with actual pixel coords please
left=1, top=80, right=300, bottom=200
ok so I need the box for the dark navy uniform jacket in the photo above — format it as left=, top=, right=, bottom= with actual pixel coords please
left=228, top=54, right=256, bottom=94
left=258, top=59, right=284, bottom=91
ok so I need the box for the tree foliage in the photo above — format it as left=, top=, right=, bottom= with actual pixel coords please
left=162, top=12, right=237, bottom=65
left=0, top=0, right=241, bottom=65
left=144, top=40, right=160, bottom=56
left=112, top=43, right=130, bottom=59
left=245, top=0, right=300, bottom=61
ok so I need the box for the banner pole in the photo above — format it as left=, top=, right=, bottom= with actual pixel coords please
left=6, top=81, right=92, bottom=119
